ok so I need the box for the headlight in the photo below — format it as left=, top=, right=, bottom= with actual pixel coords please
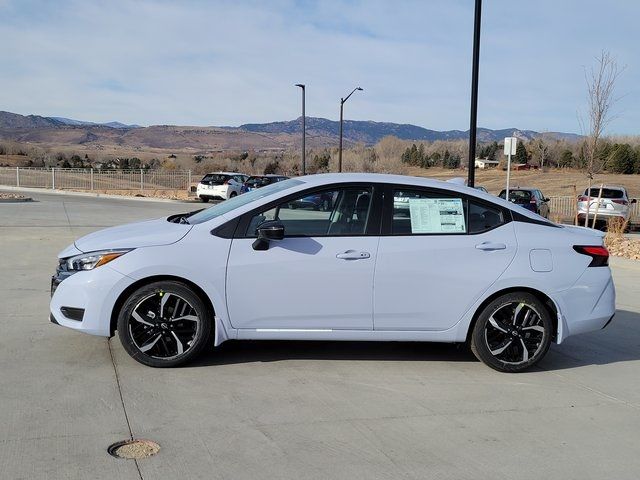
left=66, top=249, right=132, bottom=271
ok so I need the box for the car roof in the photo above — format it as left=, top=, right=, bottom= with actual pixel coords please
left=204, top=171, right=246, bottom=176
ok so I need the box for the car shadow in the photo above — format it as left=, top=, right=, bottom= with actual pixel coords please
left=191, top=309, right=640, bottom=371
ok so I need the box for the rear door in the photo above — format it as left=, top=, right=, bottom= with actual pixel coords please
left=374, top=186, right=517, bottom=331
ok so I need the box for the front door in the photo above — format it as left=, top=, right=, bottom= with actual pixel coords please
left=374, top=187, right=517, bottom=331
left=226, top=185, right=379, bottom=330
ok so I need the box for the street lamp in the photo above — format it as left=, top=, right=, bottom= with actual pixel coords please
left=295, top=84, right=306, bottom=175
left=467, top=0, right=482, bottom=188
left=338, top=86, right=363, bottom=172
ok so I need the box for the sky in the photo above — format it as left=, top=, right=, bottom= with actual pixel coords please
left=1, top=0, right=639, bottom=134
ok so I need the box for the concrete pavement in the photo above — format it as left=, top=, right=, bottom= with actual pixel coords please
left=2, top=189, right=640, bottom=480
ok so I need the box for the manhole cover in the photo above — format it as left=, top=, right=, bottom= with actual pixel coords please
left=108, top=439, right=160, bottom=459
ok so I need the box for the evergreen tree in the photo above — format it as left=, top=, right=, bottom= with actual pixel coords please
left=607, top=144, right=636, bottom=174
left=514, top=140, right=529, bottom=164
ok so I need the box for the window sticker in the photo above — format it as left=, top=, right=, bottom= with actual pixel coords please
left=408, top=198, right=466, bottom=233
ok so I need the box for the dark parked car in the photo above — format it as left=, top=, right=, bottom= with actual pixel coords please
left=288, top=191, right=336, bottom=211
left=499, top=188, right=550, bottom=218
left=240, top=175, right=289, bottom=193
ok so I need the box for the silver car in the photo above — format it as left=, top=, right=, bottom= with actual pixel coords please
left=577, top=185, right=636, bottom=224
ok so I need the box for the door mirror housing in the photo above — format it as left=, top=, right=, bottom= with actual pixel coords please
left=631, top=198, right=637, bottom=204
left=253, top=221, right=285, bottom=250
left=544, top=197, right=550, bottom=202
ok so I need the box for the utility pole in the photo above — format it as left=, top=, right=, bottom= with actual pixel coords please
left=338, top=86, right=363, bottom=172
left=295, top=84, right=306, bottom=175
left=467, top=0, right=482, bottom=187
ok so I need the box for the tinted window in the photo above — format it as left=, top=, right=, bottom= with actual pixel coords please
left=468, top=201, right=505, bottom=234
left=201, top=174, right=230, bottom=185
left=247, top=187, right=372, bottom=237
left=499, top=189, right=532, bottom=204
left=584, top=188, right=625, bottom=199
left=392, top=189, right=467, bottom=235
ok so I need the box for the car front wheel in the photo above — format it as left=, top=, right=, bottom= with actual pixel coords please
left=470, top=292, right=552, bottom=372
left=117, top=281, right=213, bottom=367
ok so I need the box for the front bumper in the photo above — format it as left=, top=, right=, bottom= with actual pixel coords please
left=49, top=264, right=135, bottom=337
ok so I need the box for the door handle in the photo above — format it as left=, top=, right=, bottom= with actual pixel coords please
left=475, top=242, right=507, bottom=251
left=336, top=250, right=371, bottom=260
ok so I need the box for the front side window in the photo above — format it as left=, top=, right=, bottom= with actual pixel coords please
left=392, top=189, right=466, bottom=235
left=247, top=187, right=373, bottom=237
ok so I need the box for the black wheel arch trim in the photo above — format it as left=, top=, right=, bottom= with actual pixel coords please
left=466, top=287, right=559, bottom=344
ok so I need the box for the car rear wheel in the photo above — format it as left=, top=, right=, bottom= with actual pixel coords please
left=117, top=281, right=213, bottom=367
left=200, top=197, right=209, bottom=203
left=229, top=192, right=237, bottom=198
left=470, top=292, right=552, bottom=372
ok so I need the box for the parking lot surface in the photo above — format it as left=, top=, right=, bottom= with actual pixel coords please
left=2, top=189, right=640, bottom=480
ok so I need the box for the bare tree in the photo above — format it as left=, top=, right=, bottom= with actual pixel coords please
left=533, top=136, right=549, bottom=170
left=580, top=51, right=623, bottom=226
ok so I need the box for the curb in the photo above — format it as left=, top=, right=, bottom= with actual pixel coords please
left=0, top=196, right=33, bottom=203
left=0, top=186, right=198, bottom=204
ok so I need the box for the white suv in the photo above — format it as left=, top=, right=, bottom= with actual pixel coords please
left=196, top=172, right=248, bottom=202
left=577, top=185, right=637, bottom=224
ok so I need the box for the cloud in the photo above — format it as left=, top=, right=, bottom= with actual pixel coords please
left=0, top=0, right=638, bottom=134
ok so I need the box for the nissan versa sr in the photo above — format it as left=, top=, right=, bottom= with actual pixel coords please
left=50, top=173, right=615, bottom=372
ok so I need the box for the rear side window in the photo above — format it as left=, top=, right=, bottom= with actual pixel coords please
left=392, top=189, right=466, bottom=234
left=468, top=201, right=505, bottom=234
left=584, top=188, right=625, bottom=199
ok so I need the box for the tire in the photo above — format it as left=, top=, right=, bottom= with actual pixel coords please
left=229, top=192, right=237, bottom=198
left=470, top=292, right=552, bottom=373
left=117, top=281, right=213, bottom=367
left=200, top=197, right=209, bottom=203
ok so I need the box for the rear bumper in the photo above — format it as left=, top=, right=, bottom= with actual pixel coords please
left=553, top=267, right=616, bottom=342
left=197, top=186, right=230, bottom=200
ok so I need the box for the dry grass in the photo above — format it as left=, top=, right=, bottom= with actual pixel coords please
left=406, top=166, right=640, bottom=198
left=604, top=218, right=640, bottom=260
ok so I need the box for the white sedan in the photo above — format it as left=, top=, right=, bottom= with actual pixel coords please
left=50, top=173, right=615, bottom=372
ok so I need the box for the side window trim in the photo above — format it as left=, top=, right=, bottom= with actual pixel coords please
left=234, top=183, right=384, bottom=239
left=381, top=184, right=512, bottom=236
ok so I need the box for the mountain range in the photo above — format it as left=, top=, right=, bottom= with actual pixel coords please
left=0, top=110, right=581, bottom=152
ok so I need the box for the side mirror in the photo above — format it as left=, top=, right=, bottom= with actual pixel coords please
left=544, top=197, right=550, bottom=202
left=631, top=199, right=637, bottom=204
left=252, top=221, right=285, bottom=250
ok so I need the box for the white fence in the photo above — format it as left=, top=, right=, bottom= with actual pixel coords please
left=1, top=167, right=638, bottom=222
left=0, top=167, right=192, bottom=192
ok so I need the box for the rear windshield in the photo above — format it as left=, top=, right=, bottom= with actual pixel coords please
left=201, top=174, right=230, bottom=185
left=583, top=188, right=624, bottom=199
left=246, top=176, right=269, bottom=187
left=499, top=190, right=532, bottom=203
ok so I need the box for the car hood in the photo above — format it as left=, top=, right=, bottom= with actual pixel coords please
left=73, top=217, right=192, bottom=253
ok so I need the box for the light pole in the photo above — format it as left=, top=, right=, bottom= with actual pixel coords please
left=295, top=84, right=306, bottom=175
left=338, top=86, right=363, bottom=172
left=467, top=0, right=482, bottom=188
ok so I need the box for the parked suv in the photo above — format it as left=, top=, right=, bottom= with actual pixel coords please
left=197, top=172, right=248, bottom=202
left=499, top=188, right=550, bottom=218
left=577, top=185, right=636, bottom=224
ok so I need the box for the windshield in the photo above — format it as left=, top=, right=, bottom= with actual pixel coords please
left=188, top=178, right=304, bottom=224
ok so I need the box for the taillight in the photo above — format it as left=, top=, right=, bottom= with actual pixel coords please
left=612, top=199, right=628, bottom=206
left=573, top=245, right=609, bottom=267
left=578, top=196, right=589, bottom=202
left=530, top=199, right=537, bottom=204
